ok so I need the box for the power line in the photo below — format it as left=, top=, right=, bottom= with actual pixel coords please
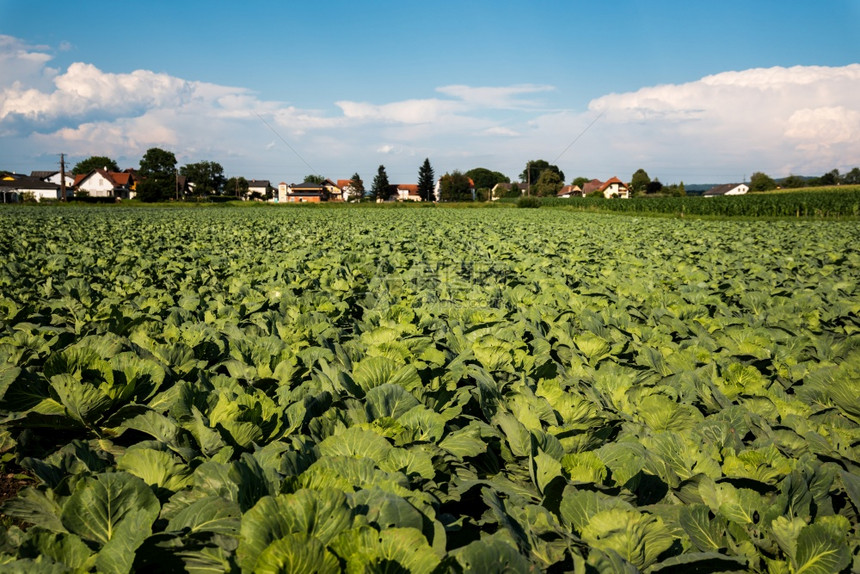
left=255, top=113, right=318, bottom=176
left=552, top=111, right=604, bottom=165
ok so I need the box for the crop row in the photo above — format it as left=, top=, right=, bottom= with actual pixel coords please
left=0, top=206, right=858, bottom=572
left=534, top=189, right=860, bottom=218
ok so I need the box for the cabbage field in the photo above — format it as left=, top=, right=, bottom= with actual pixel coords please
left=0, top=205, right=858, bottom=573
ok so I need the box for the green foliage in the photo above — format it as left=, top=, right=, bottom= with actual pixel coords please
left=532, top=170, right=563, bottom=197
left=0, top=206, right=858, bottom=571
left=303, top=174, right=325, bottom=184
left=417, top=159, right=435, bottom=202
left=346, top=172, right=364, bottom=201
left=72, top=156, right=119, bottom=175
left=520, top=159, right=564, bottom=186
left=750, top=171, right=778, bottom=192
left=516, top=196, right=542, bottom=208
left=137, top=147, right=178, bottom=202
left=180, top=161, right=226, bottom=196
left=225, top=176, right=249, bottom=199
left=439, top=170, right=473, bottom=201
left=630, top=168, right=651, bottom=194
left=537, top=189, right=860, bottom=218
left=465, top=167, right=509, bottom=192
left=371, top=165, right=390, bottom=201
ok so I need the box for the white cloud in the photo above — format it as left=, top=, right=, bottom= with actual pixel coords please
left=436, top=84, right=554, bottom=109
left=1, top=35, right=858, bottom=183
left=576, top=64, right=860, bottom=179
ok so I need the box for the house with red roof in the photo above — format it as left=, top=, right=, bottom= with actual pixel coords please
left=598, top=176, right=630, bottom=199
left=394, top=184, right=421, bottom=201
left=74, top=169, right=138, bottom=199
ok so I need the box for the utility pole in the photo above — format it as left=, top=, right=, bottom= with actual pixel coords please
left=59, top=153, right=67, bottom=201
left=527, top=160, right=531, bottom=197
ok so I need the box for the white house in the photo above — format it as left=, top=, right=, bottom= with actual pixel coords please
left=703, top=183, right=749, bottom=197
left=31, top=170, right=76, bottom=188
left=598, top=177, right=630, bottom=199
left=557, top=185, right=582, bottom=198
left=74, top=169, right=136, bottom=199
left=1, top=177, right=62, bottom=201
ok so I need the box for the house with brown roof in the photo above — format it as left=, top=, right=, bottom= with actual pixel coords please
left=337, top=179, right=362, bottom=201
left=394, top=184, right=421, bottom=201
left=598, top=176, right=630, bottom=199
left=74, top=169, right=137, bottom=199
left=581, top=179, right=604, bottom=195
left=557, top=185, right=582, bottom=198
left=278, top=179, right=342, bottom=202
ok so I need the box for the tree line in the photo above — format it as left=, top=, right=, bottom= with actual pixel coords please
left=69, top=149, right=860, bottom=203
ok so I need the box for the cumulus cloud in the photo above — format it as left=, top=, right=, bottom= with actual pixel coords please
left=1, top=34, right=858, bottom=183
left=577, top=64, right=860, bottom=178
left=435, top=84, right=554, bottom=109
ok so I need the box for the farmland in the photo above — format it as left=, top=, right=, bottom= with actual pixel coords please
left=0, top=205, right=859, bottom=572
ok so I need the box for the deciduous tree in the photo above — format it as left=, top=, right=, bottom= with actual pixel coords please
left=439, top=171, right=473, bottom=202
left=137, top=148, right=178, bottom=202
left=72, top=156, right=119, bottom=175
left=631, top=169, right=651, bottom=194
left=842, top=167, right=860, bottom=185
left=532, top=170, right=563, bottom=197
left=519, top=160, right=564, bottom=188
left=180, top=161, right=226, bottom=196
left=749, top=171, right=777, bottom=192
left=304, top=174, right=325, bottom=184
left=646, top=179, right=664, bottom=194
left=225, top=176, right=249, bottom=198
left=819, top=169, right=840, bottom=186
left=465, top=167, right=508, bottom=192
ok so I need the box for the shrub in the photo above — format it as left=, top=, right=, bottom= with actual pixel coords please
left=517, top=196, right=541, bottom=208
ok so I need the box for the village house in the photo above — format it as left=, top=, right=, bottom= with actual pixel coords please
left=557, top=185, right=582, bottom=198
left=703, top=183, right=749, bottom=197
left=31, top=170, right=76, bottom=188
left=598, top=176, right=630, bottom=199
left=74, top=169, right=137, bottom=199
left=0, top=174, right=65, bottom=202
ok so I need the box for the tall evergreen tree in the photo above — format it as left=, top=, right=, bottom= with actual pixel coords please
left=371, top=165, right=390, bottom=201
left=417, top=158, right=435, bottom=202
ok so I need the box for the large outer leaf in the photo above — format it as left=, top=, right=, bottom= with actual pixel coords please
left=165, top=496, right=241, bottom=535
left=318, top=426, right=394, bottom=463
left=679, top=504, right=727, bottom=553
left=2, top=487, right=66, bottom=533
left=116, top=447, right=192, bottom=495
left=18, top=529, right=94, bottom=571
left=49, top=374, right=112, bottom=426
left=330, top=526, right=441, bottom=574
left=364, top=383, right=420, bottom=420
left=792, top=523, right=850, bottom=574
left=579, top=509, right=675, bottom=571
left=452, top=535, right=533, bottom=573
left=236, top=488, right=353, bottom=571
left=254, top=532, right=340, bottom=574
left=60, top=472, right=159, bottom=546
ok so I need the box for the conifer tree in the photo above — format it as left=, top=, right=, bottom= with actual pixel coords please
left=371, top=165, right=390, bottom=201
left=417, top=158, right=435, bottom=202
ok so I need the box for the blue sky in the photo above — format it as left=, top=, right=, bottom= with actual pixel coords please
left=2, top=0, right=859, bottom=184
